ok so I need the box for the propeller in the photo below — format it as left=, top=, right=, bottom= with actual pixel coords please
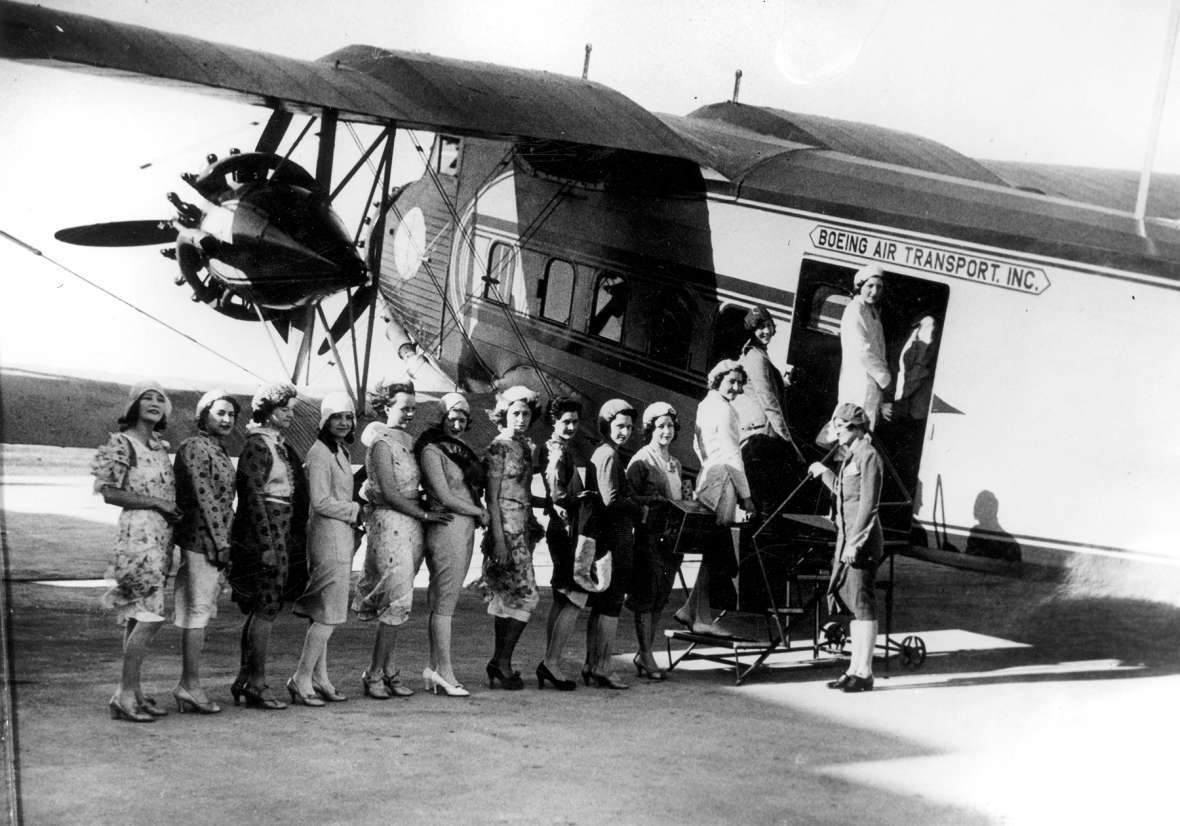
left=316, top=282, right=379, bottom=355
left=54, top=220, right=177, bottom=247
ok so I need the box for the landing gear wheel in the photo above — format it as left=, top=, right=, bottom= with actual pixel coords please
left=821, top=621, right=847, bottom=653
left=899, top=635, right=927, bottom=669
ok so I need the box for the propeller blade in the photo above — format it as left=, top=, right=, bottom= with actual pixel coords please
left=54, top=220, right=178, bottom=247
left=317, top=284, right=378, bottom=355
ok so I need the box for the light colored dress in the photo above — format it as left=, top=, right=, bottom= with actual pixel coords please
left=838, top=294, right=891, bottom=426
left=91, top=431, right=175, bottom=625
left=295, top=440, right=360, bottom=626
left=420, top=438, right=481, bottom=617
left=353, top=426, right=423, bottom=626
left=692, top=389, right=751, bottom=524
left=480, top=433, right=541, bottom=621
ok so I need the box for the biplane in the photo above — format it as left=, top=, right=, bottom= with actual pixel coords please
left=4, top=0, right=1180, bottom=578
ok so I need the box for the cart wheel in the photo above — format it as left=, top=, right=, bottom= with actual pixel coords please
left=821, top=621, right=847, bottom=653
left=899, top=635, right=927, bottom=669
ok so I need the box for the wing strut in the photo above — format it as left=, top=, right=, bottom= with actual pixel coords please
left=361, top=128, right=397, bottom=402
left=317, top=304, right=357, bottom=410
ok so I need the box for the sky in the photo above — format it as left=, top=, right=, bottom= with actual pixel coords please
left=4, top=0, right=1180, bottom=389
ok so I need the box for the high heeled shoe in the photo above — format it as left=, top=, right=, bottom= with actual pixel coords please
left=633, top=654, right=667, bottom=681
left=361, top=669, right=393, bottom=699
left=239, top=683, right=288, bottom=710
left=136, top=693, right=168, bottom=717
left=382, top=670, right=414, bottom=698
left=312, top=681, right=348, bottom=702
left=535, top=662, right=576, bottom=691
left=580, top=663, right=592, bottom=686
left=286, top=678, right=326, bottom=707
left=485, top=661, right=524, bottom=690
left=586, top=670, right=630, bottom=690
left=108, top=696, right=155, bottom=723
left=423, top=667, right=471, bottom=697
left=229, top=676, right=248, bottom=706
left=173, top=685, right=221, bottom=714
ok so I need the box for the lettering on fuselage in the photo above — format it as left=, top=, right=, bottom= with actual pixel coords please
left=810, top=225, right=1051, bottom=295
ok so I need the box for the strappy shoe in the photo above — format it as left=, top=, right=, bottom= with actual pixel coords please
left=633, top=654, right=667, bottom=681
left=109, top=696, right=154, bottom=723
left=362, top=669, right=393, bottom=699
left=841, top=675, right=874, bottom=693
left=136, top=693, right=169, bottom=717
left=424, top=667, right=471, bottom=697
left=586, top=670, right=630, bottom=690
left=827, top=673, right=853, bottom=690
left=286, top=678, right=326, bottom=707
left=173, top=685, right=221, bottom=714
left=382, top=670, right=414, bottom=698
left=312, top=681, right=348, bottom=702
left=240, top=683, right=288, bottom=710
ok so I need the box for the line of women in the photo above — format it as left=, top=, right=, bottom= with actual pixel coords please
left=93, top=378, right=692, bottom=720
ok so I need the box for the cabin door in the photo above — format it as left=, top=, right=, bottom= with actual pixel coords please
left=785, top=258, right=948, bottom=500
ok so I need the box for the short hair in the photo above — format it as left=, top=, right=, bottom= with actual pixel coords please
left=316, top=417, right=356, bottom=452
left=708, top=364, right=747, bottom=391
left=369, top=380, right=415, bottom=419
left=117, top=403, right=167, bottom=433
left=251, top=382, right=298, bottom=424
left=597, top=405, right=637, bottom=440
left=197, top=395, right=241, bottom=432
left=436, top=406, right=472, bottom=433
left=547, top=396, right=582, bottom=425
left=492, top=398, right=541, bottom=429
left=642, top=411, right=680, bottom=444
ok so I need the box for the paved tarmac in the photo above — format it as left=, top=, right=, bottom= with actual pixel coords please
left=2, top=453, right=1178, bottom=825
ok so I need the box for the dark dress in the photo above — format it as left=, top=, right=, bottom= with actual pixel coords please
left=538, top=436, right=586, bottom=600
left=228, top=427, right=309, bottom=619
left=587, top=442, right=641, bottom=617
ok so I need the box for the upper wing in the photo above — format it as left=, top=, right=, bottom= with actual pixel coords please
left=0, top=0, right=703, bottom=161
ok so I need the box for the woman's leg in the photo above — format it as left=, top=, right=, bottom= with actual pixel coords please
left=312, top=626, right=336, bottom=687
left=633, top=611, right=663, bottom=673
left=292, top=621, right=333, bottom=693
left=430, top=613, right=460, bottom=684
left=245, top=615, right=274, bottom=689
left=115, top=619, right=163, bottom=706
left=588, top=611, right=619, bottom=674
left=493, top=616, right=527, bottom=674
left=178, top=627, right=211, bottom=701
left=541, top=593, right=580, bottom=682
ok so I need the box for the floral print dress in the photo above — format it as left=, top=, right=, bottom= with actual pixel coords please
left=352, top=426, right=424, bottom=626
left=91, top=432, right=175, bottom=625
left=481, top=434, right=542, bottom=618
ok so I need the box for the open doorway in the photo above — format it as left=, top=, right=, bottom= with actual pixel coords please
left=785, top=258, right=948, bottom=506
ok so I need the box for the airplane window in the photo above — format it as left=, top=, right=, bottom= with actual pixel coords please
left=435, top=136, right=461, bottom=176
left=808, top=287, right=850, bottom=336
left=648, top=290, right=695, bottom=369
left=540, top=259, right=575, bottom=325
left=588, top=271, right=627, bottom=342
left=484, top=241, right=515, bottom=303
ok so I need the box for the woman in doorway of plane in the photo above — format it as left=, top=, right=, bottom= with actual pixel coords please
left=415, top=392, right=488, bottom=697
left=92, top=380, right=179, bottom=723
left=353, top=380, right=452, bottom=699
left=288, top=392, right=362, bottom=707
left=583, top=398, right=642, bottom=690
left=171, top=388, right=241, bottom=715
left=481, top=385, right=544, bottom=690
left=624, top=401, right=685, bottom=680
left=228, top=381, right=309, bottom=711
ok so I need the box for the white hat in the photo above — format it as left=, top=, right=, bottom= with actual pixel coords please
left=125, top=379, right=172, bottom=420
left=319, top=391, right=355, bottom=429
left=440, top=392, right=470, bottom=416
left=642, top=401, right=677, bottom=428
left=853, top=264, right=885, bottom=290
left=493, top=385, right=539, bottom=417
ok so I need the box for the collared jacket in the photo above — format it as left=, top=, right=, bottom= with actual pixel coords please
left=816, top=434, right=884, bottom=566
left=739, top=340, right=789, bottom=440
left=692, top=389, right=751, bottom=524
left=173, top=432, right=236, bottom=566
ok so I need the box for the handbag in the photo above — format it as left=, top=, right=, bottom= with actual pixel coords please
left=571, top=532, right=611, bottom=593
